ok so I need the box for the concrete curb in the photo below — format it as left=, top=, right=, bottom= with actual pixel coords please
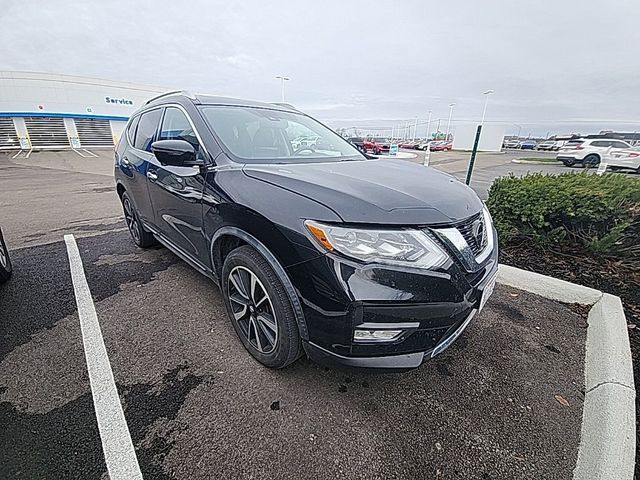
left=511, top=158, right=559, bottom=165
left=496, top=264, right=636, bottom=480
left=497, top=264, right=603, bottom=305
left=387, top=152, right=418, bottom=159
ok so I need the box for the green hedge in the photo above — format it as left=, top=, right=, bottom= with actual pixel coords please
left=486, top=172, right=640, bottom=258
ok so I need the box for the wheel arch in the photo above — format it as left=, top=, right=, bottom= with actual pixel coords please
left=116, top=181, right=126, bottom=199
left=211, top=226, right=309, bottom=340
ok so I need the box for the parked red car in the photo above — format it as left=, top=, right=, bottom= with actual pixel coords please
left=364, top=137, right=391, bottom=154
left=429, top=141, right=453, bottom=151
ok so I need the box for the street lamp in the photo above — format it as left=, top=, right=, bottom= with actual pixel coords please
left=480, top=89, right=494, bottom=126
left=513, top=123, right=523, bottom=139
left=426, top=110, right=432, bottom=139
left=465, top=90, right=495, bottom=186
left=275, top=75, right=290, bottom=102
left=445, top=103, right=456, bottom=141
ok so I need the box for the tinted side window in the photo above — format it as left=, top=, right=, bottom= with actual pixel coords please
left=612, top=141, right=629, bottom=148
left=127, top=115, right=140, bottom=145
left=159, top=107, right=199, bottom=150
left=134, top=109, right=162, bottom=152
left=590, top=141, right=609, bottom=147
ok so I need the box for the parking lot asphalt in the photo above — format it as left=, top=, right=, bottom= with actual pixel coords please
left=402, top=148, right=566, bottom=199
left=0, top=152, right=587, bottom=479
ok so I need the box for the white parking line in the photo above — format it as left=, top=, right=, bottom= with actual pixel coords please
left=64, top=234, right=143, bottom=480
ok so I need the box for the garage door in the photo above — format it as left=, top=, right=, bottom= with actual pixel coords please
left=74, top=118, right=114, bottom=147
left=0, top=118, right=19, bottom=149
left=25, top=117, right=70, bottom=147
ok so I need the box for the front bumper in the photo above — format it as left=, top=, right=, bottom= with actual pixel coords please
left=303, top=307, right=481, bottom=370
left=286, top=229, right=499, bottom=370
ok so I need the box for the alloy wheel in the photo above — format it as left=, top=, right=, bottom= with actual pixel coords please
left=227, top=266, right=278, bottom=354
left=123, top=198, right=140, bottom=243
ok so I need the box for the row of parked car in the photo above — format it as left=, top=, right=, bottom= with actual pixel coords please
left=556, top=138, right=640, bottom=172
left=346, top=137, right=454, bottom=155
left=503, top=139, right=564, bottom=150
left=399, top=140, right=453, bottom=151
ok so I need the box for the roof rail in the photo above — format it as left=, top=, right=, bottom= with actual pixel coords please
left=270, top=102, right=299, bottom=111
left=145, top=90, right=197, bottom=105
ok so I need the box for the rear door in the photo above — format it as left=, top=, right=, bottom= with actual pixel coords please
left=123, top=108, right=163, bottom=224
left=590, top=140, right=611, bottom=150
left=146, top=106, right=208, bottom=264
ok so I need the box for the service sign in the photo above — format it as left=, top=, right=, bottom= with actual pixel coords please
left=105, top=96, right=134, bottom=106
left=389, top=144, right=398, bottom=156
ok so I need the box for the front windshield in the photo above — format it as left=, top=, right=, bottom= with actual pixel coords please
left=200, top=105, right=366, bottom=164
left=373, top=137, right=388, bottom=142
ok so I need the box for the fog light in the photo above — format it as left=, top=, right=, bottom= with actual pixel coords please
left=354, top=329, right=403, bottom=342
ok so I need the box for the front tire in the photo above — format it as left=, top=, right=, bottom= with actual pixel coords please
left=121, top=192, right=156, bottom=248
left=583, top=154, right=600, bottom=168
left=0, top=230, right=12, bottom=283
left=221, top=245, right=302, bottom=368
left=562, top=158, right=575, bottom=167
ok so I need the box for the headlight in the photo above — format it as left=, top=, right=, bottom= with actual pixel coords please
left=305, top=221, right=448, bottom=269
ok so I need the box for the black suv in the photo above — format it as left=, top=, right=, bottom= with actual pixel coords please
left=114, top=91, right=498, bottom=370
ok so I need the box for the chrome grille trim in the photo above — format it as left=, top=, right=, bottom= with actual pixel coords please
left=431, top=207, right=495, bottom=272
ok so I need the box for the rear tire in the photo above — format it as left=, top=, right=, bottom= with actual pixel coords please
left=221, top=245, right=302, bottom=369
left=0, top=230, right=12, bottom=283
left=121, top=192, right=157, bottom=248
left=583, top=154, right=600, bottom=168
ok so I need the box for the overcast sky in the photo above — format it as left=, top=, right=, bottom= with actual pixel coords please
left=1, top=0, right=639, bottom=136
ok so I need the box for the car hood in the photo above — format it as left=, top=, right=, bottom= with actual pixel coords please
left=242, top=159, right=483, bottom=225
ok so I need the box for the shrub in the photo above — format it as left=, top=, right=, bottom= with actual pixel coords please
left=486, top=172, right=640, bottom=258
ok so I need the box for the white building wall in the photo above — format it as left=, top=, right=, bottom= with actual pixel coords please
left=0, top=71, right=168, bottom=120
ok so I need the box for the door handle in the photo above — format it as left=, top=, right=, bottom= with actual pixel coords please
left=147, top=171, right=158, bottom=181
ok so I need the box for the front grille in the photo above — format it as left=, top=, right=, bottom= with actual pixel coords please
left=456, top=212, right=488, bottom=256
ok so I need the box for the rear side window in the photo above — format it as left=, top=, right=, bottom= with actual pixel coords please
left=127, top=115, right=140, bottom=145
left=590, top=141, right=609, bottom=147
left=134, top=109, right=162, bottom=152
left=611, top=141, right=629, bottom=148
left=159, top=107, right=199, bottom=151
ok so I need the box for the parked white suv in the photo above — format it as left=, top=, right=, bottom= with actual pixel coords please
left=557, top=138, right=631, bottom=167
left=602, top=146, right=640, bottom=173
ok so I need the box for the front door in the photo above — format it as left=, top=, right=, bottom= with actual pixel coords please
left=146, top=107, right=208, bottom=265
left=121, top=108, right=163, bottom=224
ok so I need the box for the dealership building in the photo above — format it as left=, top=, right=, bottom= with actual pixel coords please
left=0, top=71, right=168, bottom=150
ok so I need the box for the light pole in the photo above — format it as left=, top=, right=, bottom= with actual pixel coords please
left=513, top=123, right=523, bottom=139
left=413, top=117, right=418, bottom=141
left=275, top=75, right=290, bottom=102
left=480, top=89, right=494, bottom=126
left=446, top=103, right=456, bottom=141
left=426, top=110, right=432, bottom=139
left=466, top=89, right=494, bottom=185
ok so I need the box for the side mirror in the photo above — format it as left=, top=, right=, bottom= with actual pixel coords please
left=151, top=139, right=196, bottom=167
